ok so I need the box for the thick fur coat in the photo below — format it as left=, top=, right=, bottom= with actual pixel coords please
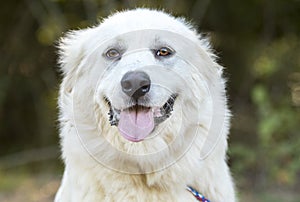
left=55, top=9, right=236, bottom=202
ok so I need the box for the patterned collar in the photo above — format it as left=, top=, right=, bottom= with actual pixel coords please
left=186, top=186, right=210, bottom=202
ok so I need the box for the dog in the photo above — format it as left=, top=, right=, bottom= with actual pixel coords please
left=55, top=8, right=236, bottom=202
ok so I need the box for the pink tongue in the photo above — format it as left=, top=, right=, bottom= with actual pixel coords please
left=118, top=108, right=154, bottom=142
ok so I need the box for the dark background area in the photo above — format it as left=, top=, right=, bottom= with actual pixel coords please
left=0, top=0, right=299, bottom=201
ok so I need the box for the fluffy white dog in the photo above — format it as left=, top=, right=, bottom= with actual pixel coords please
left=55, top=8, right=236, bottom=202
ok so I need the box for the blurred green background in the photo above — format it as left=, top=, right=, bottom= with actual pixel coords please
left=0, top=0, right=299, bottom=201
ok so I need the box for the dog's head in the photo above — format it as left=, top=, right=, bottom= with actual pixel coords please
left=58, top=9, right=228, bottom=173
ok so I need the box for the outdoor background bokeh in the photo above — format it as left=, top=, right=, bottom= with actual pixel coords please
left=0, top=0, right=299, bottom=201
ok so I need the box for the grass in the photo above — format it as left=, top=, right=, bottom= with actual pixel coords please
left=0, top=171, right=60, bottom=202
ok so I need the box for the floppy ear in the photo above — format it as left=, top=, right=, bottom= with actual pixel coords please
left=196, top=37, right=224, bottom=77
left=57, top=30, right=86, bottom=75
left=57, top=30, right=89, bottom=93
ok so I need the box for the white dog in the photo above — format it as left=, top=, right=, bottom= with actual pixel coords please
left=55, top=8, right=236, bottom=202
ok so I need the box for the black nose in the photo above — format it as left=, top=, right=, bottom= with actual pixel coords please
left=121, top=71, right=151, bottom=99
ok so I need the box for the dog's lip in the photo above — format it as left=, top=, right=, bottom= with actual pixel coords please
left=120, top=105, right=151, bottom=112
left=105, top=94, right=178, bottom=127
left=119, top=105, right=160, bottom=114
left=105, top=94, right=177, bottom=112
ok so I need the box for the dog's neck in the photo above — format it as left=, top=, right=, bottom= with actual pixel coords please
left=100, top=155, right=201, bottom=191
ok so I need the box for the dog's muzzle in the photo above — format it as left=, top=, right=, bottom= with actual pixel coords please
left=105, top=70, right=177, bottom=142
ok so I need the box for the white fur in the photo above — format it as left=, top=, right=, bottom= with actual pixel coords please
left=55, top=8, right=236, bottom=202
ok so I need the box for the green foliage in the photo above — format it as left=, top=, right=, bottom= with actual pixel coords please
left=249, top=37, right=300, bottom=186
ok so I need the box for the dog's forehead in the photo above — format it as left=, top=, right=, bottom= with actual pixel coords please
left=108, top=32, right=172, bottom=49
left=85, top=9, right=201, bottom=53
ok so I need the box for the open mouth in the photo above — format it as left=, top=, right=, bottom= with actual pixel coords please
left=105, top=94, right=177, bottom=142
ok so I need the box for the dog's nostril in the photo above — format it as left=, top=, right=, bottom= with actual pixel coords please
left=141, top=85, right=150, bottom=92
left=121, top=71, right=151, bottom=99
left=121, top=80, right=132, bottom=92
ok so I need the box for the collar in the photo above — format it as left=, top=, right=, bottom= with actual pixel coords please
left=186, top=186, right=210, bottom=202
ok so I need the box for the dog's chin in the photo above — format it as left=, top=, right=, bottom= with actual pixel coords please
left=104, top=94, right=177, bottom=142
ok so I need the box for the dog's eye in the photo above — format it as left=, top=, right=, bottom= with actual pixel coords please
left=106, top=49, right=120, bottom=59
left=156, top=47, right=173, bottom=57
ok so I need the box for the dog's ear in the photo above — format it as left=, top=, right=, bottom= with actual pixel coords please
left=57, top=30, right=90, bottom=93
left=57, top=30, right=86, bottom=75
left=196, top=37, right=224, bottom=77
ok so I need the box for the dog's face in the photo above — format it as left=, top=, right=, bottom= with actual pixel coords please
left=59, top=9, right=226, bottom=173
left=97, top=30, right=201, bottom=142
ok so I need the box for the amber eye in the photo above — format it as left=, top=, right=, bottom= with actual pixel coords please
left=156, top=47, right=173, bottom=57
left=106, top=49, right=120, bottom=59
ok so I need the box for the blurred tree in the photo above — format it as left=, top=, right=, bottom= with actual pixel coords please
left=0, top=0, right=59, bottom=153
